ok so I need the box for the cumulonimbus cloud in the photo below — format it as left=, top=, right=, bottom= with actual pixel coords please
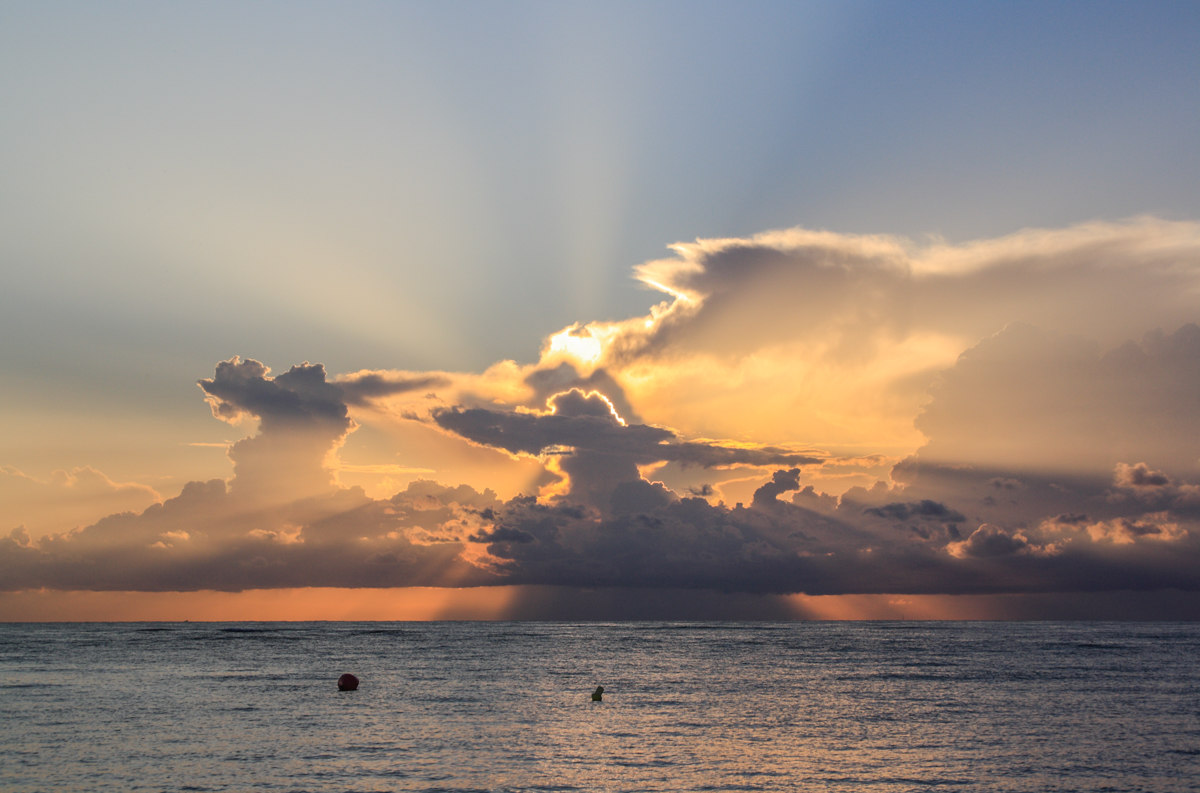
left=5, top=219, right=1200, bottom=602
left=337, top=216, right=1200, bottom=463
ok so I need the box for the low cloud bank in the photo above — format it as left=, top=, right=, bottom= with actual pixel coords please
left=4, top=352, right=1198, bottom=596
left=4, top=458, right=1198, bottom=595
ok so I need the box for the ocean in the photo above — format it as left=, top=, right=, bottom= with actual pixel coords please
left=1, top=622, right=1198, bottom=792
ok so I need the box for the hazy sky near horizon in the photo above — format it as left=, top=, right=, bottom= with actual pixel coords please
left=4, top=1, right=1200, bottom=619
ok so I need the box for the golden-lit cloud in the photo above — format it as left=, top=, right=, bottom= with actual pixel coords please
left=347, top=217, right=1200, bottom=463
left=1, top=465, right=161, bottom=540
left=5, top=219, right=1200, bottom=616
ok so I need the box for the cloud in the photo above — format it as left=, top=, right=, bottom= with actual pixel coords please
left=913, top=322, right=1200, bottom=475
left=947, top=524, right=1033, bottom=558
left=336, top=372, right=452, bottom=406
left=523, top=362, right=643, bottom=425
left=751, top=468, right=802, bottom=508
left=6, top=457, right=1200, bottom=596
left=1, top=465, right=161, bottom=539
left=319, top=219, right=1200, bottom=469
left=865, top=500, right=966, bottom=524
left=1081, top=513, right=1188, bottom=545
left=0, top=477, right=504, bottom=591
left=544, top=218, right=1200, bottom=451
left=626, top=218, right=1200, bottom=356
left=433, top=388, right=819, bottom=510
left=1045, top=513, right=1089, bottom=526
left=1114, top=462, right=1171, bottom=489
left=199, top=357, right=358, bottom=504
left=1104, top=462, right=1200, bottom=511
left=609, top=479, right=678, bottom=516
left=200, top=357, right=349, bottom=428
left=9, top=219, right=1200, bottom=609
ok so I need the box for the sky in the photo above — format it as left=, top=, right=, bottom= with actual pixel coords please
left=3, top=0, right=1200, bottom=620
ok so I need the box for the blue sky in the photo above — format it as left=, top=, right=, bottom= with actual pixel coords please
left=4, top=2, right=1197, bottom=377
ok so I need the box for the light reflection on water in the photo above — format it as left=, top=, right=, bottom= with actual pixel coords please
left=1, top=622, right=1198, bottom=792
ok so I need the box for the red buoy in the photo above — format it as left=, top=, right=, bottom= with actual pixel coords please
left=337, top=673, right=359, bottom=691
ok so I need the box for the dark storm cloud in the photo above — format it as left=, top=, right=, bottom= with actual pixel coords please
left=609, top=479, right=678, bottom=516
left=336, top=372, right=451, bottom=406
left=1047, top=513, right=1089, bottom=526
left=751, top=469, right=802, bottom=507
left=669, top=443, right=820, bottom=470
left=432, top=388, right=819, bottom=511
left=453, top=482, right=1200, bottom=595
left=433, top=393, right=672, bottom=457
left=198, top=357, right=356, bottom=502
left=0, top=478, right=504, bottom=591
left=457, top=490, right=850, bottom=593
left=200, top=358, right=447, bottom=419
left=5, top=462, right=1200, bottom=595
left=865, top=500, right=966, bottom=523
left=469, top=525, right=536, bottom=544
left=433, top=391, right=818, bottom=471
left=199, top=357, right=350, bottom=429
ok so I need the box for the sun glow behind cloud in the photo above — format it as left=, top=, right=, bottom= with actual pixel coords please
left=3, top=2, right=1200, bottom=619
left=7, top=218, right=1200, bottom=620
left=546, top=325, right=604, bottom=367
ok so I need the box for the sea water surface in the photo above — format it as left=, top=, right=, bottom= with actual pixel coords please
left=1, top=622, right=1198, bottom=792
